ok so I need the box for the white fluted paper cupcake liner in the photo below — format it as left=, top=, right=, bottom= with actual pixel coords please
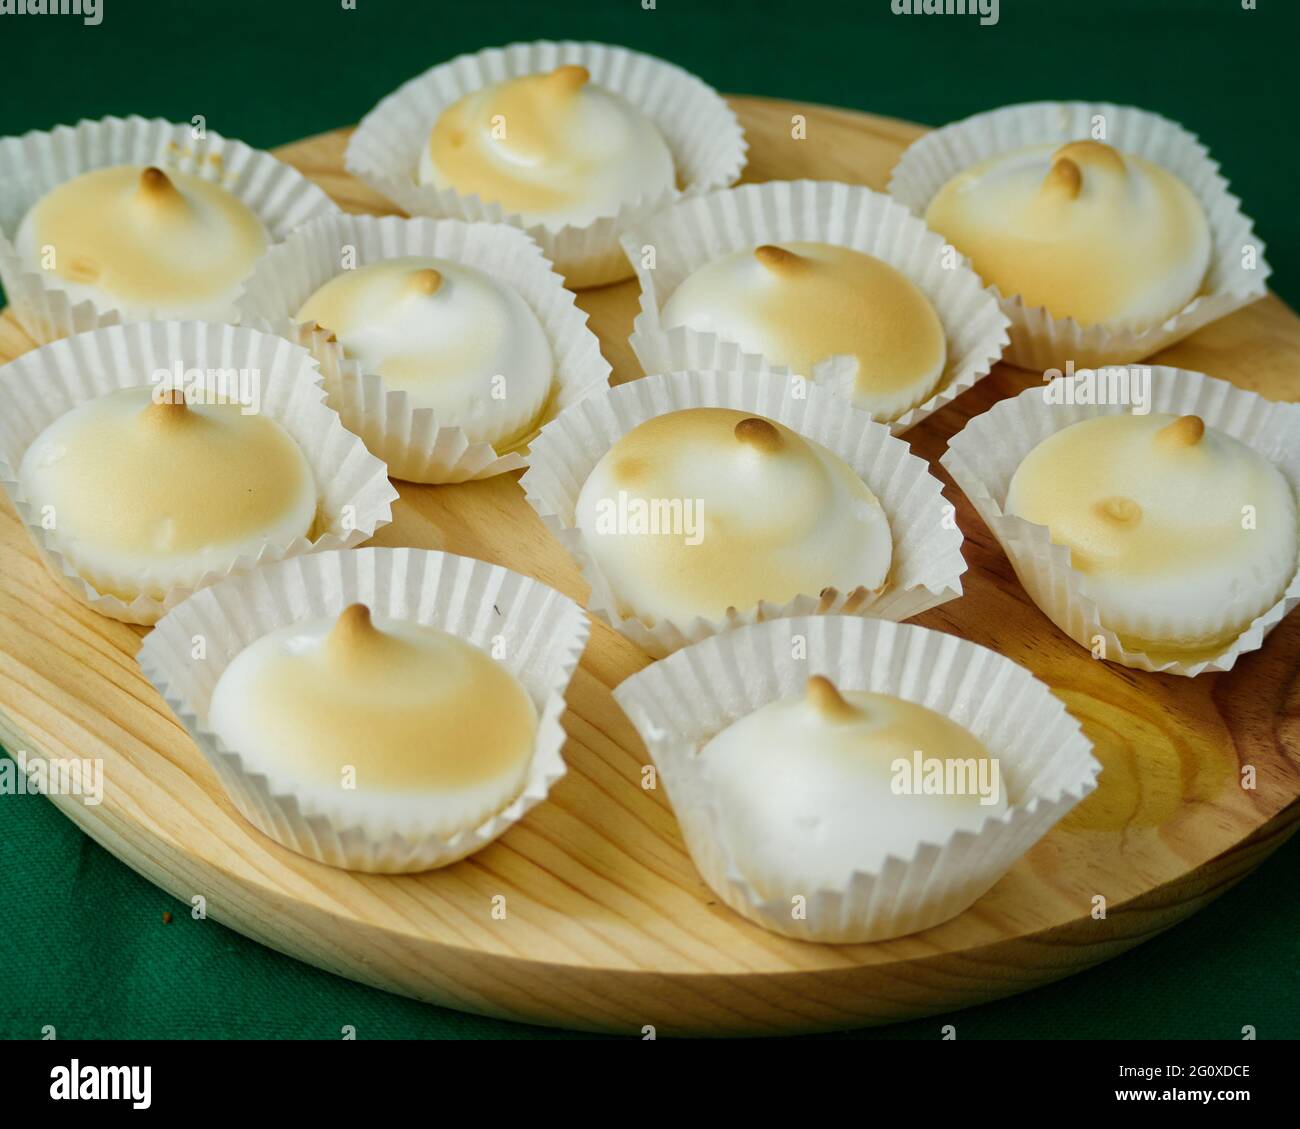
left=521, top=368, right=966, bottom=659
left=344, top=40, right=747, bottom=288
left=236, top=213, right=611, bottom=483
left=941, top=367, right=1300, bottom=676
left=614, top=615, right=1099, bottom=943
left=620, top=180, right=1010, bottom=432
left=0, top=320, right=397, bottom=625
left=887, top=101, right=1270, bottom=371
left=0, top=115, right=339, bottom=344
left=137, top=547, right=590, bottom=873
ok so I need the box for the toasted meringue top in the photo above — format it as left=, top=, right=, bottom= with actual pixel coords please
left=207, top=605, right=539, bottom=827
left=701, top=676, right=1007, bottom=897
left=17, top=387, right=316, bottom=597
left=418, top=65, right=676, bottom=227
left=1005, top=412, right=1297, bottom=651
left=924, top=141, right=1211, bottom=327
left=15, top=165, right=269, bottom=320
left=658, top=243, right=947, bottom=421
left=295, top=256, right=554, bottom=448
left=574, top=408, right=892, bottom=625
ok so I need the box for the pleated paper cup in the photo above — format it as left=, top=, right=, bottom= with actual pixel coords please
left=344, top=40, right=747, bottom=289
left=941, top=367, right=1300, bottom=676
left=614, top=615, right=1099, bottom=943
left=236, top=213, right=611, bottom=483
left=887, top=101, right=1270, bottom=371
left=0, top=115, right=339, bottom=344
left=0, top=321, right=398, bottom=625
left=621, top=180, right=1010, bottom=432
left=521, top=368, right=967, bottom=659
left=137, top=547, right=590, bottom=873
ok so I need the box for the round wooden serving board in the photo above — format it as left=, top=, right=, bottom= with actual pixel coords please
left=2, top=98, right=1299, bottom=1037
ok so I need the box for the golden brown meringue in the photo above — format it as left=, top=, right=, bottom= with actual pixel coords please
left=15, top=164, right=268, bottom=319
left=574, top=408, right=893, bottom=625
left=17, top=386, right=316, bottom=599
left=659, top=242, right=947, bottom=420
left=295, top=256, right=554, bottom=448
left=1005, top=412, right=1297, bottom=652
left=925, top=140, right=1211, bottom=327
left=207, top=603, right=539, bottom=836
left=418, top=64, right=676, bottom=227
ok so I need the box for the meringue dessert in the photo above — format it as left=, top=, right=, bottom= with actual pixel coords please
left=924, top=140, right=1211, bottom=328
left=701, top=676, right=1008, bottom=901
left=15, top=164, right=269, bottom=320
left=659, top=243, right=948, bottom=421
left=296, top=255, right=554, bottom=449
left=418, top=63, right=676, bottom=228
left=17, top=387, right=317, bottom=600
left=574, top=408, right=892, bottom=625
left=208, top=604, right=539, bottom=837
left=1005, top=412, right=1298, bottom=653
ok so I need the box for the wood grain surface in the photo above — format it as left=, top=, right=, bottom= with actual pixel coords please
left=1, top=96, right=1298, bottom=1036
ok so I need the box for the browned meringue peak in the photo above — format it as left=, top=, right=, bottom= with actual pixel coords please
left=805, top=674, right=862, bottom=722
left=1154, top=413, right=1206, bottom=449
left=324, top=602, right=387, bottom=664
left=406, top=266, right=443, bottom=296
left=135, top=166, right=189, bottom=213
left=1094, top=496, right=1142, bottom=526
left=1039, top=140, right=1128, bottom=199
left=141, top=384, right=191, bottom=426
left=733, top=414, right=784, bottom=453
left=545, top=63, right=591, bottom=93
left=752, top=243, right=810, bottom=274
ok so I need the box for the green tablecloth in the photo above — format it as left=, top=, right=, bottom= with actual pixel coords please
left=1, top=0, right=1297, bottom=1039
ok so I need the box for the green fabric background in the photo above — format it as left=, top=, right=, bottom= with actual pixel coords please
left=1, top=0, right=1297, bottom=1040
